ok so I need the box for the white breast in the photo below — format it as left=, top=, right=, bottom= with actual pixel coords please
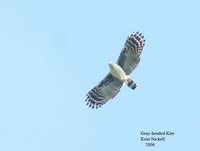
left=108, top=62, right=127, bottom=81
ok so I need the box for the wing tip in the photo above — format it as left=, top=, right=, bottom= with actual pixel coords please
left=85, top=94, right=103, bottom=109
left=128, top=31, right=146, bottom=48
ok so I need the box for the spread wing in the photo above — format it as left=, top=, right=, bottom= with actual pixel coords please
left=117, top=32, right=145, bottom=75
left=85, top=73, right=123, bottom=109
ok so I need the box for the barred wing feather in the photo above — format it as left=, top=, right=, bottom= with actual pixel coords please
left=85, top=73, right=123, bottom=109
left=117, top=32, right=145, bottom=75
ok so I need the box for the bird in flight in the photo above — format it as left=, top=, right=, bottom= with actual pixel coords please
left=85, top=32, right=145, bottom=109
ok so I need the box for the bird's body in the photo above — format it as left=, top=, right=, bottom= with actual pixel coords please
left=108, top=62, right=128, bottom=82
left=85, top=32, right=145, bottom=109
left=108, top=62, right=136, bottom=90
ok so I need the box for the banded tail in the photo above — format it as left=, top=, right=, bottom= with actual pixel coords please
left=126, top=78, right=137, bottom=90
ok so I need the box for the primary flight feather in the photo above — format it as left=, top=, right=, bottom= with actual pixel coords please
left=85, top=32, right=145, bottom=109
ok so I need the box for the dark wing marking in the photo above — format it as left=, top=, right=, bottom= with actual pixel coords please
left=117, top=32, right=145, bottom=75
left=85, top=73, right=123, bottom=109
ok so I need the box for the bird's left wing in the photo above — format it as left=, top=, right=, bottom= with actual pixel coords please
left=117, top=32, right=145, bottom=75
left=85, top=73, right=123, bottom=109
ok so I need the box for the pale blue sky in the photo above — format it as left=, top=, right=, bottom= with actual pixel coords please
left=0, top=0, right=200, bottom=151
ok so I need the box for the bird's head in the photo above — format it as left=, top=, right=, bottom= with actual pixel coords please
left=108, top=61, right=112, bottom=65
left=108, top=61, right=113, bottom=66
left=108, top=61, right=114, bottom=70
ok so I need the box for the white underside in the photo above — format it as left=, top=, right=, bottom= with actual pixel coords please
left=108, top=62, right=129, bottom=83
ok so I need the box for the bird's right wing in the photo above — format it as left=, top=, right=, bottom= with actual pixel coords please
left=85, top=73, right=123, bottom=109
left=117, top=32, right=145, bottom=75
